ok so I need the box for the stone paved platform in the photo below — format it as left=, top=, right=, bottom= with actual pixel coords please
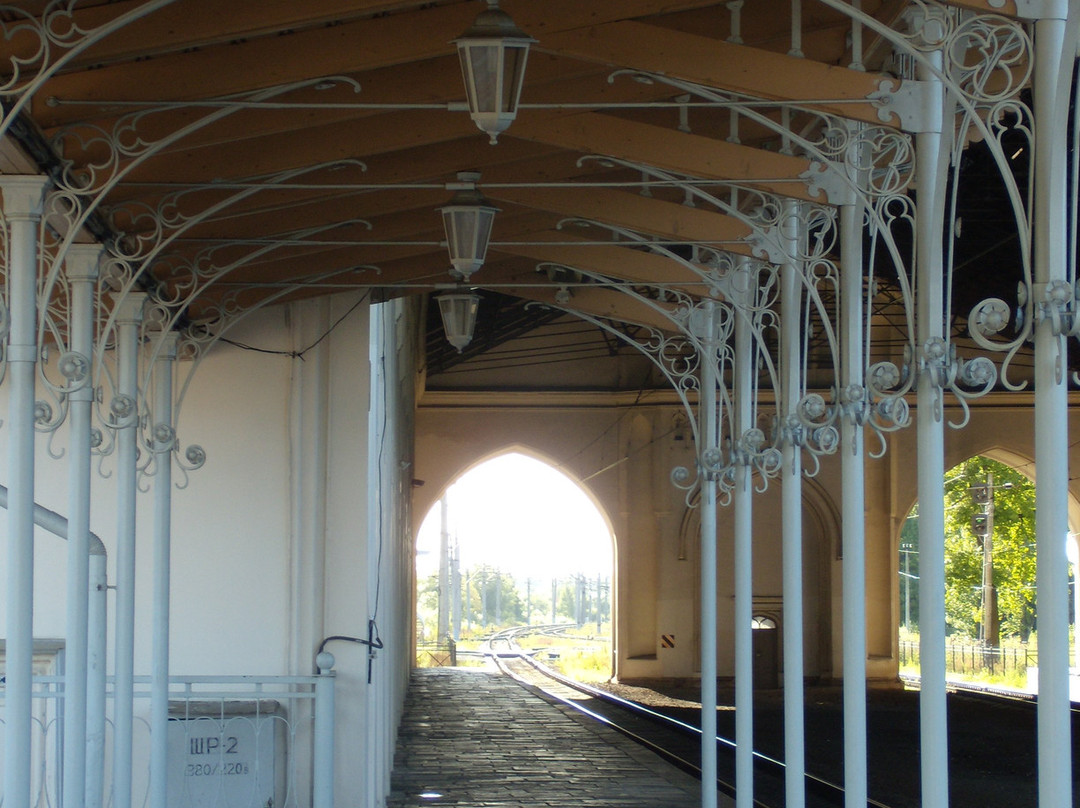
left=386, top=666, right=711, bottom=808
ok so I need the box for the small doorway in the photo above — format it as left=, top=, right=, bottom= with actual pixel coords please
left=752, top=615, right=780, bottom=689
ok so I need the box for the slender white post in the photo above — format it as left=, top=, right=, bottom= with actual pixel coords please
left=2, top=175, right=48, bottom=808
left=63, top=244, right=102, bottom=808
left=86, top=547, right=108, bottom=808
left=150, top=330, right=178, bottom=808
left=1031, top=13, right=1072, bottom=808
left=0, top=480, right=108, bottom=806
left=695, top=301, right=720, bottom=808
left=780, top=201, right=805, bottom=808
left=313, top=652, right=337, bottom=808
left=839, top=190, right=868, bottom=808
left=913, top=17, right=949, bottom=806
left=732, top=260, right=754, bottom=808
left=112, top=291, right=146, bottom=808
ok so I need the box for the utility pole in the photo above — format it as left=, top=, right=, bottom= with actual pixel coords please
left=437, top=494, right=450, bottom=642
left=595, top=573, right=603, bottom=634
left=551, top=577, right=557, bottom=623
left=480, top=572, right=488, bottom=627
left=451, top=534, right=462, bottom=641
left=970, top=472, right=1009, bottom=651
left=574, top=575, right=585, bottom=626
left=983, top=471, right=999, bottom=650
left=903, top=543, right=911, bottom=630
left=464, top=570, right=472, bottom=633
left=526, top=578, right=532, bottom=626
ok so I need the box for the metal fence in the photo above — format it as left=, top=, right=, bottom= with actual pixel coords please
left=0, top=670, right=335, bottom=808
left=416, top=638, right=457, bottom=667
left=899, top=640, right=1033, bottom=679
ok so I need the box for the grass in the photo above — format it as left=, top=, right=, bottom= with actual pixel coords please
left=899, top=630, right=1031, bottom=690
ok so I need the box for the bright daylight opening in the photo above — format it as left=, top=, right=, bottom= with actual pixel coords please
left=415, top=452, right=614, bottom=680
left=898, top=454, right=1077, bottom=694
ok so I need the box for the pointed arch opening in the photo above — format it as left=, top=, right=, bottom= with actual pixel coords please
left=415, top=449, right=615, bottom=678
left=897, top=452, right=1078, bottom=692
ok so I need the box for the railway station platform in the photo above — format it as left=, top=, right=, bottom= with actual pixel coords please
left=386, top=667, right=716, bottom=807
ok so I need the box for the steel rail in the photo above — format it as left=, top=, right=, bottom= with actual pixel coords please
left=898, top=673, right=1080, bottom=715
left=486, top=628, right=896, bottom=808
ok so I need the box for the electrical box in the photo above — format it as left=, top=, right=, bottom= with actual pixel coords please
left=167, top=700, right=284, bottom=808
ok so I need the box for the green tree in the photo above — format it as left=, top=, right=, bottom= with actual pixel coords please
left=416, top=573, right=440, bottom=642
left=464, top=565, right=524, bottom=628
left=942, top=456, right=1036, bottom=640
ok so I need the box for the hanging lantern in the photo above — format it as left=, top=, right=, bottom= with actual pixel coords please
left=454, top=1, right=535, bottom=144
left=440, top=171, right=499, bottom=281
left=437, top=291, right=480, bottom=353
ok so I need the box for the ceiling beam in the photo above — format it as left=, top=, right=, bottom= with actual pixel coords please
left=509, top=110, right=822, bottom=203
left=540, top=21, right=892, bottom=127
left=487, top=186, right=756, bottom=257
left=33, top=0, right=724, bottom=108
left=120, top=109, right=480, bottom=184
left=59, top=0, right=438, bottom=66
left=62, top=0, right=727, bottom=67
left=497, top=284, right=686, bottom=332
left=492, top=230, right=716, bottom=291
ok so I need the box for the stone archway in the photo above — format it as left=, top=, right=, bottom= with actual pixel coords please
left=674, top=477, right=836, bottom=682
left=893, top=449, right=1080, bottom=677
left=413, top=446, right=618, bottom=667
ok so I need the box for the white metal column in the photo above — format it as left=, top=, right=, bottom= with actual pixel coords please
left=913, top=18, right=950, bottom=806
left=695, top=301, right=720, bottom=808
left=1031, top=12, right=1073, bottom=808
left=732, top=261, right=754, bottom=808
left=150, top=330, right=178, bottom=808
left=2, top=175, right=49, bottom=808
left=62, top=244, right=102, bottom=808
left=112, top=291, right=146, bottom=808
left=839, top=193, right=868, bottom=808
left=86, top=538, right=108, bottom=808
left=780, top=201, right=805, bottom=808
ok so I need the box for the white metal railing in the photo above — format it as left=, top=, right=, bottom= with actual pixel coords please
left=0, top=669, right=336, bottom=808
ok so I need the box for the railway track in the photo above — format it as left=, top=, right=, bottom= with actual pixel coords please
left=900, top=672, right=1080, bottom=714
left=485, top=627, right=894, bottom=808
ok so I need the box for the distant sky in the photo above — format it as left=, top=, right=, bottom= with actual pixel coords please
left=415, top=453, right=613, bottom=581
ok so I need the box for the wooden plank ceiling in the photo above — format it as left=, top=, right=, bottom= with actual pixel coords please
left=3, top=0, right=921, bottom=355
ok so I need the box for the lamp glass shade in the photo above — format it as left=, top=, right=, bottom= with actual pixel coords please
left=440, top=200, right=498, bottom=280
left=454, top=5, right=534, bottom=143
left=438, top=292, right=480, bottom=353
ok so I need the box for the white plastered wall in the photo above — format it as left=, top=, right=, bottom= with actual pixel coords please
left=0, top=291, right=418, bottom=807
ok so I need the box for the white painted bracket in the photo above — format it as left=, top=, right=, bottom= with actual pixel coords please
left=868, top=78, right=942, bottom=134
left=745, top=227, right=788, bottom=265
left=799, top=161, right=857, bottom=207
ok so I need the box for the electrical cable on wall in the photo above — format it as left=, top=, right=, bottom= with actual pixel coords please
left=220, top=291, right=370, bottom=358
left=318, top=621, right=384, bottom=684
